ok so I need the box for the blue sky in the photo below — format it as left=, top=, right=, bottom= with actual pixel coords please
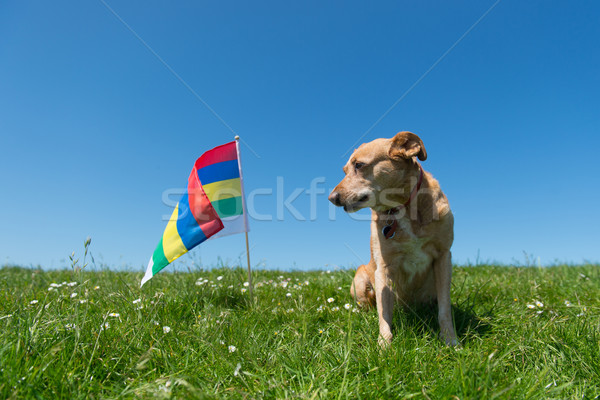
left=1, top=1, right=599, bottom=271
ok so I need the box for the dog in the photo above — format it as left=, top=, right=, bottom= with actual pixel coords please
left=350, top=262, right=377, bottom=308
left=329, top=131, right=458, bottom=347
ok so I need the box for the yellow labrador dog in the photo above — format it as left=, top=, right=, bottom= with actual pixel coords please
left=329, top=131, right=458, bottom=347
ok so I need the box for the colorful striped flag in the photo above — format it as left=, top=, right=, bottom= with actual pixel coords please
left=141, top=140, right=249, bottom=287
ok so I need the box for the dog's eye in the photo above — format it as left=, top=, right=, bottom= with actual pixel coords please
left=354, top=161, right=365, bottom=171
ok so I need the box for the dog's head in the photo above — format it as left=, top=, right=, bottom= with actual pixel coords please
left=329, top=131, right=427, bottom=212
left=350, top=264, right=376, bottom=308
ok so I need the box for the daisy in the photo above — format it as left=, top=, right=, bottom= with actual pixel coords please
left=163, top=326, right=171, bottom=334
left=30, top=300, right=38, bottom=305
left=228, top=345, right=237, bottom=353
left=327, top=298, right=335, bottom=303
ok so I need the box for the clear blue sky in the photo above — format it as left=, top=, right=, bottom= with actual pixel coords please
left=1, top=1, right=599, bottom=271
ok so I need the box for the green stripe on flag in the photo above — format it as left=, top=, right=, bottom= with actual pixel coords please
left=211, top=196, right=243, bottom=218
left=152, top=238, right=170, bottom=275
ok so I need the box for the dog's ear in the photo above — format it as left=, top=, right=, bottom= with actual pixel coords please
left=389, top=131, right=427, bottom=161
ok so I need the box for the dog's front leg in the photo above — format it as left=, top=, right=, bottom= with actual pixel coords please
left=434, top=251, right=458, bottom=346
left=374, top=263, right=395, bottom=348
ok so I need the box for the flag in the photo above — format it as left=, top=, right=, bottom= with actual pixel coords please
left=141, top=140, right=249, bottom=287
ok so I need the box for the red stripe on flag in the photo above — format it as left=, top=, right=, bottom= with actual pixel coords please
left=187, top=166, right=224, bottom=237
left=193, top=141, right=237, bottom=170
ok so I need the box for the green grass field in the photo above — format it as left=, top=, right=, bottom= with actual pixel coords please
left=1, top=263, right=599, bottom=399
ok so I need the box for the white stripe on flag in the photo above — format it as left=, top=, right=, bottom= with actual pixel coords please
left=209, top=214, right=247, bottom=239
left=140, top=258, right=154, bottom=288
left=235, top=139, right=250, bottom=232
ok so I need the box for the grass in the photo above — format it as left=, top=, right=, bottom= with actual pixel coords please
left=0, top=263, right=599, bottom=399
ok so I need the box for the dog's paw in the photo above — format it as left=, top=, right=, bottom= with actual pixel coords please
left=378, top=332, right=393, bottom=349
left=440, top=332, right=461, bottom=347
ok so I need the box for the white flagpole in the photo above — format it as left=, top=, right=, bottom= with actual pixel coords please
left=234, top=136, right=253, bottom=299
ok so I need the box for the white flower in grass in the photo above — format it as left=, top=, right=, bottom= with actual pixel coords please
left=286, top=293, right=292, bottom=297
left=228, top=345, right=237, bottom=353
left=327, top=298, right=335, bottom=303
left=108, top=313, right=120, bottom=318
left=243, top=282, right=249, bottom=287
left=101, top=322, right=110, bottom=330
left=331, top=306, right=340, bottom=312
left=67, top=282, right=77, bottom=287
left=94, top=286, right=100, bottom=290
left=304, top=281, right=310, bottom=286
left=317, top=306, right=323, bottom=312
left=65, top=323, right=76, bottom=330
left=217, top=276, right=223, bottom=281
left=344, top=303, right=351, bottom=310
left=338, top=287, right=342, bottom=291
left=241, top=288, right=247, bottom=294
left=286, top=308, right=294, bottom=313
left=234, top=363, right=242, bottom=376
left=30, top=300, right=38, bottom=305
left=163, top=326, right=171, bottom=334
left=70, top=293, right=77, bottom=298
left=152, top=320, right=160, bottom=326
left=527, top=304, right=536, bottom=309
left=79, top=299, right=87, bottom=304
left=564, top=300, right=572, bottom=307
left=132, top=299, right=141, bottom=304
left=535, top=301, right=544, bottom=308
left=50, top=283, right=61, bottom=288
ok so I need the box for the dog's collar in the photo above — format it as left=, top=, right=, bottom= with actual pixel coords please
left=382, top=165, right=424, bottom=240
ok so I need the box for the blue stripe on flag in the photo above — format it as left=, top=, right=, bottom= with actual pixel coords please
left=196, top=159, right=239, bottom=185
left=176, top=193, right=208, bottom=250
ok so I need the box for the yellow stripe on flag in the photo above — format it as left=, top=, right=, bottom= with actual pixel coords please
left=162, top=205, right=187, bottom=263
left=203, top=178, right=242, bottom=203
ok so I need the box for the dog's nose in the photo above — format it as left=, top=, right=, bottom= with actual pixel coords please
left=328, top=191, right=342, bottom=206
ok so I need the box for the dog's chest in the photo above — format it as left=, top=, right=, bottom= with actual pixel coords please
left=379, top=217, right=432, bottom=276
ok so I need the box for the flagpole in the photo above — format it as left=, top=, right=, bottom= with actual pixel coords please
left=235, top=136, right=253, bottom=300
